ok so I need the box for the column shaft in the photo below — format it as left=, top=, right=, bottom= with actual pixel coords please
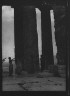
left=14, top=6, right=24, bottom=74
left=23, top=6, right=39, bottom=73
left=41, top=7, right=54, bottom=70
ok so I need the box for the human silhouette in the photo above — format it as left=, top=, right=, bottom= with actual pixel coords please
left=8, top=57, right=13, bottom=76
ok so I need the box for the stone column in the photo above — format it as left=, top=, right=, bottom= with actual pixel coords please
left=41, top=6, right=54, bottom=71
left=54, top=6, right=66, bottom=65
left=23, top=6, right=39, bottom=73
left=14, top=6, right=24, bottom=74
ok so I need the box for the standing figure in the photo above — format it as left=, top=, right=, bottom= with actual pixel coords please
left=8, top=57, right=13, bottom=76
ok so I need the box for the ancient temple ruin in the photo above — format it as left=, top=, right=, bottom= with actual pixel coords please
left=1, top=1, right=67, bottom=75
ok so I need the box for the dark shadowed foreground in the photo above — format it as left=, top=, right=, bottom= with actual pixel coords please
left=2, top=62, right=66, bottom=91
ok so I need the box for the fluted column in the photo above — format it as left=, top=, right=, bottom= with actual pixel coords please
left=14, top=6, right=24, bottom=74
left=14, top=5, right=39, bottom=74
left=23, top=6, right=39, bottom=73
left=41, top=6, right=54, bottom=71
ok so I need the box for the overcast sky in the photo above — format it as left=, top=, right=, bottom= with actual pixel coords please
left=2, top=6, right=14, bottom=61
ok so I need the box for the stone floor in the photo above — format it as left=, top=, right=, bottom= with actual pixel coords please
left=2, top=70, right=66, bottom=91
